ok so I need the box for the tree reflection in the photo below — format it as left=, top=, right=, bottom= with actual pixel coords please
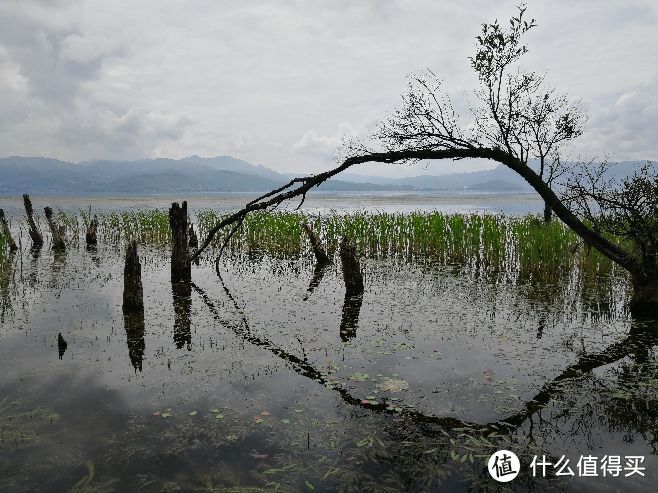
left=123, top=312, right=145, bottom=372
left=172, top=281, right=192, bottom=350
left=340, top=294, right=362, bottom=341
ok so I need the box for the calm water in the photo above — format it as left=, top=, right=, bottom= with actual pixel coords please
left=0, top=191, right=545, bottom=217
left=0, top=194, right=657, bottom=492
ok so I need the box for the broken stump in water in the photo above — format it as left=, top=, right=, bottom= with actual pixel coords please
left=123, top=241, right=144, bottom=314
left=86, top=213, right=98, bottom=247
left=57, top=333, right=67, bottom=360
left=0, top=209, right=18, bottom=253
left=23, top=194, right=44, bottom=249
left=339, top=237, right=364, bottom=297
left=188, top=223, right=199, bottom=266
left=169, top=202, right=191, bottom=283
left=189, top=223, right=198, bottom=249
left=303, top=223, right=331, bottom=266
left=44, top=207, right=66, bottom=250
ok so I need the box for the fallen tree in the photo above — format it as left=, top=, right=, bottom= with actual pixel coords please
left=191, top=6, right=656, bottom=315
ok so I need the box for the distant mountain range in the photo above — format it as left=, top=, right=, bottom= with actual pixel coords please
left=0, top=155, right=652, bottom=193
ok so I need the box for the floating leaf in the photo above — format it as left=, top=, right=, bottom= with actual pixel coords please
left=281, top=419, right=290, bottom=424
left=349, top=373, right=369, bottom=382
left=377, top=378, right=409, bottom=393
left=161, top=412, right=172, bottom=418
left=215, top=414, right=224, bottom=420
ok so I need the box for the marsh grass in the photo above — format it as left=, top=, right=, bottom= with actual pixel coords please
left=41, top=209, right=628, bottom=288
left=0, top=226, right=10, bottom=278
left=197, top=210, right=626, bottom=285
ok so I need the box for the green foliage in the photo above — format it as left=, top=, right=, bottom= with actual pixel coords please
left=26, top=209, right=627, bottom=287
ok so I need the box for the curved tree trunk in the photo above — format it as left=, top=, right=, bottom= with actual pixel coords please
left=543, top=201, right=552, bottom=223
left=630, top=271, right=658, bottom=316
left=192, top=147, right=650, bottom=311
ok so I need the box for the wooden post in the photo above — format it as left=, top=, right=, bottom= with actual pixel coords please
left=122, top=241, right=144, bottom=314
left=86, top=213, right=98, bottom=247
left=57, top=333, right=67, bottom=360
left=302, top=223, right=331, bottom=266
left=169, top=201, right=191, bottom=283
left=23, top=194, right=44, bottom=248
left=44, top=207, right=66, bottom=250
left=0, top=209, right=18, bottom=252
left=339, top=237, right=364, bottom=297
left=188, top=223, right=198, bottom=249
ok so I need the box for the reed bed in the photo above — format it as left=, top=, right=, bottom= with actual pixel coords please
left=0, top=228, right=9, bottom=275
left=31, top=209, right=628, bottom=286
left=197, top=210, right=626, bottom=285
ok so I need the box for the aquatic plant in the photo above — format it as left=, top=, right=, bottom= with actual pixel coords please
left=197, top=210, right=625, bottom=286
left=31, top=208, right=627, bottom=290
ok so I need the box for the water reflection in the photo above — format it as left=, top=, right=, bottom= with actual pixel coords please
left=123, top=312, right=145, bottom=371
left=3, top=243, right=658, bottom=491
left=172, top=281, right=192, bottom=350
left=499, top=319, right=658, bottom=431
left=340, top=294, right=362, bottom=341
left=306, top=263, right=329, bottom=295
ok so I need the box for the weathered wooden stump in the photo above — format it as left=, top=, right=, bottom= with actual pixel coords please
left=169, top=202, right=191, bottom=283
left=44, top=206, right=66, bottom=250
left=188, top=223, right=198, bottom=249
left=0, top=209, right=18, bottom=252
left=23, top=194, right=44, bottom=249
left=339, top=237, right=364, bottom=297
left=86, top=214, right=98, bottom=247
left=57, top=332, right=67, bottom=360
left=122, top=241, right=144, bottom=314
left=303, top=223, right=331, bottom=266
left=188, top=222, right=199, bottom=266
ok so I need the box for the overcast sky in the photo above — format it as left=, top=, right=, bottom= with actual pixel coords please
left=0, top=0, right=656, bottom=177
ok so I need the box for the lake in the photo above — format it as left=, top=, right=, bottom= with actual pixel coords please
left=0, top=193, right=656, bottom=492
left=0, top=191, right=545, bottom=217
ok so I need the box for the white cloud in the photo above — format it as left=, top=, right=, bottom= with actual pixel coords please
left=0, top=0, right=656, bottom=175
left=292, top=122, right=356, bottom=155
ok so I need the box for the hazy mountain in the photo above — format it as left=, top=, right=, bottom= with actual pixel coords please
left=0, top=156, right=653, bottom=194
left=0, top=156, right=409, bottom=193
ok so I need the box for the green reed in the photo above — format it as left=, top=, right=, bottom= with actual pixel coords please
left=36, top=209, right=629, bottom=286
left=196, top=210, right=626, bottom=285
